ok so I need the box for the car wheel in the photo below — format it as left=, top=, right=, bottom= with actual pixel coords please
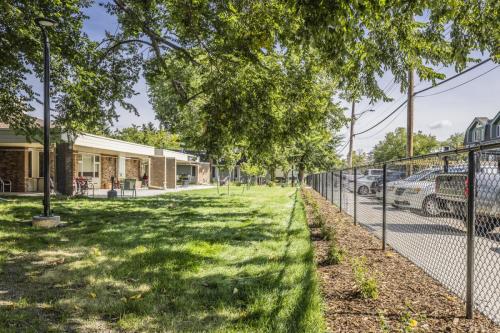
left=358, top=185, right=369, bottom=195
left=422, top=195, right=440, bottom=217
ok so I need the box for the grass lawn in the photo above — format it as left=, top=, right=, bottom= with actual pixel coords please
left=0, top=187, right=324, bottom=333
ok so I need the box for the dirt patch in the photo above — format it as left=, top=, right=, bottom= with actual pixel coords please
left=302, top=188, right=499, bottom=333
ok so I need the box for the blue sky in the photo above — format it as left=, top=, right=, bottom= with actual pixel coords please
left=31, top=3, right=500, bottom=154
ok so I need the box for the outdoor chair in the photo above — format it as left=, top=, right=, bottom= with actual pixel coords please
left=120, top=178, right=137, bottom=198
left=74, top=177, right=95, bottom=197
left=0, top=177, right=12, bottom=192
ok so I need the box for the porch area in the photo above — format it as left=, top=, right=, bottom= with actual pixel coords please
left=0, top=184, right=215, bottom=199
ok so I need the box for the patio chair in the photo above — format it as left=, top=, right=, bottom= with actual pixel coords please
left=0, top=177, right=12, bottom=192
left=120, top=178, right=137, bottom=198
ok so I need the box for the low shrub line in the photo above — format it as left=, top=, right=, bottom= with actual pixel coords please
left=300, top=187, right=499, bottom=332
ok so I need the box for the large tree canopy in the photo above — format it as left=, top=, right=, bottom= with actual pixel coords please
left=1, top=0, right=498, bottom=169
left=372, top=127, right=440, bottom=162
left=0, top=1, right=142, bottom=137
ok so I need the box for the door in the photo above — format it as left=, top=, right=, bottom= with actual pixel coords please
left=77, top=153, right=101, bottom=189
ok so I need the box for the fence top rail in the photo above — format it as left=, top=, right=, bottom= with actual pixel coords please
left=308, top=141, right=500, bottom=176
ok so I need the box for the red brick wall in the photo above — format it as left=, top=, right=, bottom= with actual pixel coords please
left=0, top=148, right=27, bottom=192
left=125, top=158, right=140, bottom=179
left=101, top=155, right=117, bottom=188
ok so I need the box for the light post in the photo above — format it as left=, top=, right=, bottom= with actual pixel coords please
left=32, top=17, right=61, bottom=228
left=347, top=104, right=375, bottom=167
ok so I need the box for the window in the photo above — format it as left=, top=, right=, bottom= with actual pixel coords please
left=77, top=153, right=100, bottom=178
left=473, top=127, right=484, bottom=142
left=496, top=125, right=500, bottom=138
left=191, top=166, right=196, bottom=177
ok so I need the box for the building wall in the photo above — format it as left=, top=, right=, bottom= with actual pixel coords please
left=150, top=156, right=166, bottom=189
left=0, top=148, right=26, bottom=192
left=101, top=155, right=117, bottom=189
left=56, top=143, right=74, bottom=195
left=125, top=158, right=140, bottom=179
left=166, top=158, right=176, bottom=189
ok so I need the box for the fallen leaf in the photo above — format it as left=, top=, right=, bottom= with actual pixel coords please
left=129, top=294, right=142, bottom=300
left=89, top=292, right=96, bottom=299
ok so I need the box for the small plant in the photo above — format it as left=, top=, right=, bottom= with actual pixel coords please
left=378, top=311, right=390, bottom=333
left=325, top=240, right=345, bottom=265
left=320, top=224, right=334, bottom=240
left=399, top=304, right=426, bottom=333
left=400, top=310, right=418, bottom=332
left=352, top=256, right=379, bottom=299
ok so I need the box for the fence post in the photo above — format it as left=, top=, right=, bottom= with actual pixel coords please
left=353, top=167, right=357, bottom=225
left=466, top=151, right=476, bottom=319
left=331, top=171, right=334, bottom=204
left=339, top=170, right=343, bottom=212
left=322, top=173, right=325, bottom=197
left=382, top=163, right=387, bottom=251
left=325, top=173, right=327, bottom=198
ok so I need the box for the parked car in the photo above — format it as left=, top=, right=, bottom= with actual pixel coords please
left=390, top=167, right=466, bottom=216
left=347, top=169, right=383, bottom=194
left=374, top=171, right=407, bottom=200
left=435, top=167, right=500, bottom=233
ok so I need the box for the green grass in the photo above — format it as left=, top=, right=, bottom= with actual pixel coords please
left=0, top=187, right=325, bottom=332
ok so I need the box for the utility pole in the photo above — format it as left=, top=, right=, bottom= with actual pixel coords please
left=347, top=101, right=356, bottom=167
left=406, top=69, right=414, bottom=158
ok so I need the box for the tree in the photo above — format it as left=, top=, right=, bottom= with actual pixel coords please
left=112, top=123, right=181, bottom=149
left=0, top=2, right=142, bottom=137
left=441, top=133, right=465, bottom=149
left=350, top=151, right=370, bottom=167
left=372, top=128, right=440, bottom=163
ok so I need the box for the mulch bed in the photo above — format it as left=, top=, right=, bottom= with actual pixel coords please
left=302, top=188, right=500, bottom=333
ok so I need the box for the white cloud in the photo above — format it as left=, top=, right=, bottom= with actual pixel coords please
left=429, top=120, right=452, bottom=129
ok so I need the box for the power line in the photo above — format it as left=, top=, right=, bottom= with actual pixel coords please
left=354, top=100, right=408, bottom=136
left=416, top=65, right=499, bottom=97
left=353, top=58, right=493, bottom=136
left=413, top=58, right=492, bottom=95
left=357, top=107, right=405, bottom=140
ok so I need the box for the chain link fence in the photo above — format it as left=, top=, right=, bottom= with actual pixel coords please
left=306, top=144, right=500, bottom=325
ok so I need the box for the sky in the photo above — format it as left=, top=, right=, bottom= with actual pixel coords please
left=31, top=3, right=500, bottom=155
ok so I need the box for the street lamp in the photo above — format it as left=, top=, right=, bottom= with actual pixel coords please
left=32, top=17, right=61, bottom=228
left=347, top=105, right=375, bottom=167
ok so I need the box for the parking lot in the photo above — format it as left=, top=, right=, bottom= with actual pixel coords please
left=322, top=182, right=500, bottom=324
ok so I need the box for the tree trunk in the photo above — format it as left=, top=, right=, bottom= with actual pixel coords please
left=298, top=166, right=305, bottom=184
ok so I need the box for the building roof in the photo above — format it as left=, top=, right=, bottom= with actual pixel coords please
left=0, top=120, right=199, bottom=161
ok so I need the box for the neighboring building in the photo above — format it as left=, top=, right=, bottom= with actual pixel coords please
left=0, top=123, right=210, bottom=194
left=464, top=112, right=500, bottom=147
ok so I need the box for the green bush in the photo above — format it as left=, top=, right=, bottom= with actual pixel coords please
left=234, top=181, right=242, bottom=186
left=325, top=240, right=345, bottom=265
left=352, top=257, right=379, bottom=299
left=266, top=181, right=276, bottom=187
left=320, top=224, right=334, bottom=240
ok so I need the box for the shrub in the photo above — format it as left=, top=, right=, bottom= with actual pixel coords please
left=325, top=240, right=345, bottom=265
left=320, top=224, right=334, bottom=240
left=352, top=257, right=379, bottom=299
left=266, top=181, right=276, bottom=187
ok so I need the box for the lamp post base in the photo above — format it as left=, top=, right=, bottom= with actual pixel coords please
left=32, top=215, right=61, bottom=228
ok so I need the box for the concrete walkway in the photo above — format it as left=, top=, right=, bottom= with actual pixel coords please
left=0, top=185, right=215, bottom=199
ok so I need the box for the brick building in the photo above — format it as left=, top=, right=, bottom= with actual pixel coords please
left=0, top=124, right=210, bottom=195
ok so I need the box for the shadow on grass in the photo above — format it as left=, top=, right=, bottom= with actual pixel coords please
left=0, top=188, right=322, bottom=332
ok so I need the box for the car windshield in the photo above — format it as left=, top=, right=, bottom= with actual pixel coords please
left=404, top=170, right=436, bottom=182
